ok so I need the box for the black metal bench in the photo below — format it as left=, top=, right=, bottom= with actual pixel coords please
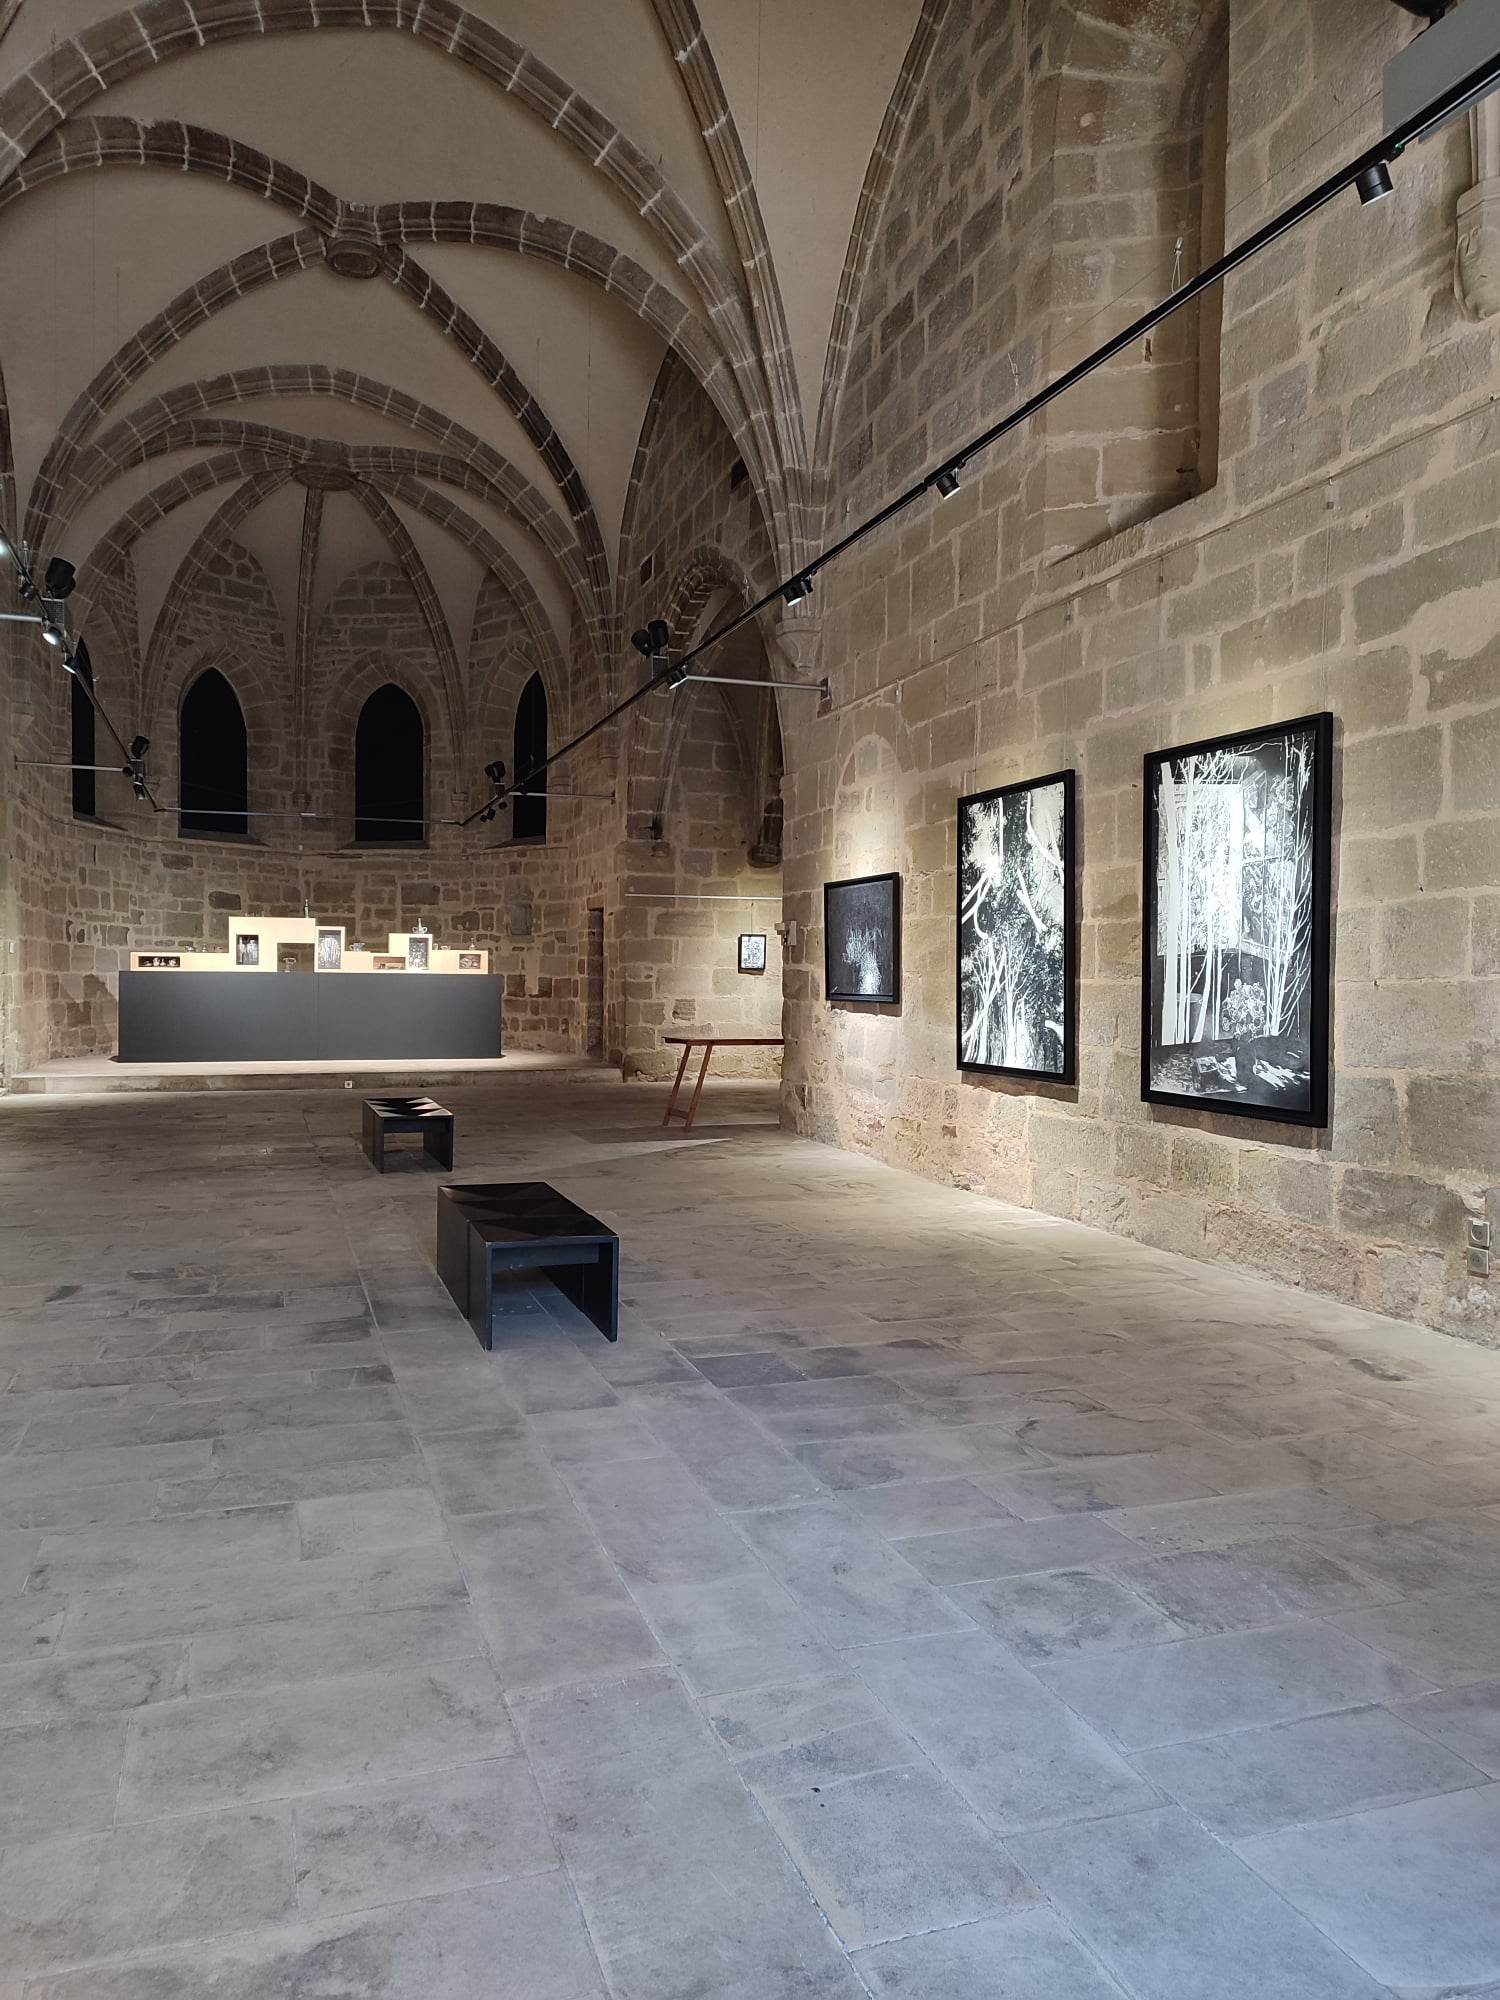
left=362, top=1096, right=455, bottom=1173
left=436, top=1181, right=619, bottom=1349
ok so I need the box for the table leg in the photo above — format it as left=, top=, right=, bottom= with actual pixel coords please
left=661, top=1042, right=694, bottom=1126
left=681, top=1043, right=714, bottom=1132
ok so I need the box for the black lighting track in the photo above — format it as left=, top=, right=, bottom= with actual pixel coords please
left=461, top=37, right=1500, bottom=832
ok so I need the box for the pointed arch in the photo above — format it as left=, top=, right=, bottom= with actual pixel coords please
left=512, top=671, right=549, bottom=842
left=354, top=683, right=425, bottom=844
left=178, top=665, right=249, bottom=837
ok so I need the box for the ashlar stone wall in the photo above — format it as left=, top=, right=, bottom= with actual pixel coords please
left=782, top=0, right=1500, bottom=1339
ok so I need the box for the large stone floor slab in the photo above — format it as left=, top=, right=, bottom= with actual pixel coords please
left=1, top=1073, right=1497, bottom=1994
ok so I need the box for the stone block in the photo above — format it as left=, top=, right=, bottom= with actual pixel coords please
left=1324, top=647, right=1412, bottom=737
left=1407, top=1077, right=1500, bottom=1179
left=1168, top=1134, right=1237, bottom=1199
left=1219, top=595, right=1339, bottom=681
left=1337, top=1168, right=1468, bottom=1248
left=1340, top=729, right=1443, bottom=834
left=1328, top=1075, right=1402, bottom=1167
left=1352, top=529, right=1500, bottom=642
left=1237, top=1150, right=1333, bottom=1224
left=1337, top=980, right=1496, bottom=1073
left=1452, top=705, right=1500, bottom=815
left=1475, top=895, right=1500, bottom=977
left=1339, top=834, right=1419, bottom=903
left=1378, top=897, right=1470, bottom=981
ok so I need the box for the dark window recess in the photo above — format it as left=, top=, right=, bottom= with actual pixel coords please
left=729, top=458, right=749, bottom=492
left=639, top=552, right=654, bottom=585
left=179, top=667, right=249, bottom=837
left=511, top=671, right=549, bottom=842
left=71, top=669, right=96, bottom=818
left=355, top=684, right=425, bottom=842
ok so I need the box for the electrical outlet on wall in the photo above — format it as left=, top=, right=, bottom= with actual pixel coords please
left=1468, top=1247, right=1491, bottom=1278
left=1468, top=1216, right=1492, bottom=1250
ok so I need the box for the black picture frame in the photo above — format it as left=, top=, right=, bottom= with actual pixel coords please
left=235, top=934, right=259, bottom=967
left=1141, top=711, right=1333, bottom=1127
left=738, top=933, right=767, bottom=974
left=957, top=769, right=1076, bottom=1084
left=824, top=872, right=901, bottom=1005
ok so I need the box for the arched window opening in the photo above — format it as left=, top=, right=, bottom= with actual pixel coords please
left=71, top=669, right=96, bottom=819
left=179, top=667, right=249, bottom=837
left=355, top=683, right=424, bottom=843
left=511, top=672, right=548, bottom=842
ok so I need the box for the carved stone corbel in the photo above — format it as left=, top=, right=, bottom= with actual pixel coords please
left=1455, top=96, right=1500, bottom=322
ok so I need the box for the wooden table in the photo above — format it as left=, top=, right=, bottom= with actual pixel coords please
left=661, top=1034, right=784, bottom=1131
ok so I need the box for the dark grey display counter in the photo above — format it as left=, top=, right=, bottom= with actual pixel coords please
left=117, top=971, right=502, bottom=1063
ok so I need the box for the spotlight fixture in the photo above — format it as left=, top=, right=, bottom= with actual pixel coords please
left=663, top=661, right=689, bottom=689
left=40, top=623, right=64, bottom=648
left=631, top=618, right=670, bottom=657
left=1355, top=161, right=1394, bottom=205
left=478, top=805, right=498, bottom=824
left=930, top=467, right=962, bottom=499
left=132, top=777, right=149, bottom=802
left=483, top=759, right=506, bottom=785
left=0, top=529, right=11, bottom=561
left=781, top=574, right=814, bottom=607
left=70, top=639, right=92, bottom=684
left=43, top=557, right=76, bottom=601
left=128, top=735, right=150, bottom=765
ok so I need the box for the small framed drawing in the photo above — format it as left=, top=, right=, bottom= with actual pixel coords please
left=824, top=872, right=901, bottom=1005
left=235, top=934, right=260, bottom=967
left=458, top=952, right=483, bottom=970
left=1142, top=710, right=1332, bottom=1126
left=316, top=928, right=343, bottom=970
left=738, top=933, right=767, bottom=974
left=406, top=935, right=429, bottom=970
left=373, top=955, right=405, bottom=971
left=957, top=770, right=1076, bottom=1083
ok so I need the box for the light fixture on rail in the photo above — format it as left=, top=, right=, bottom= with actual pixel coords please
left=43, top=557, right=76, bottom=602
left=781, top=573, right=814, bottom=607
left=631, top=618, right=670, bottom=658
left=63, top=638, right=92, bottom=680
left=484, top=759, right=506, bottom=785
left=930, top=467, right=962, bottom=499
left=1355, top=161, right=1395, bottom=204
left=0, top=528, right=12, bottom=562
left=662, top=660, right=690, bottom=690
left=40, top=622, right=64, bottom=648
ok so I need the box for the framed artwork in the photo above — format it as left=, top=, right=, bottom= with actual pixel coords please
left=316, top=928, right=343, bottom=970
left=407, top=935, right=429, bottom=970
left=738, top=933, right=767, bottom=974
left=824, top=872, right=901, bottom=1005
left=458, top=952, right=483, bottom=970
left=957, top=770, right=1076, bottom=1083
left=374, top=955, right=405, bottom=971
left=1142, top=711, right=1332, bottom=1126
left=235, top=934, right=259, bottom=967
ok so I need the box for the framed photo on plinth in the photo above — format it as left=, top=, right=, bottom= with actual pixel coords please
left=957, top=770, right=1076, bottom=1084
left=235, top=933, right=260, bottom=968
left=1142, top=711, right=1332, bottom=1127
left=316, top=927, right=344, bottom=970
left=824, top=872, right=901, bottom=1005
left=407, top=934, right=429, bottom=970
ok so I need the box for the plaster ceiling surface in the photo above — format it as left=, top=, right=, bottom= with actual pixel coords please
left=0, top=0, right=933, bottom=702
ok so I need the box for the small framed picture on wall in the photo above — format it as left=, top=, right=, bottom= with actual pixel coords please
left=738, top=933, right=767, bottom=974
left=824, top=872, right=901, bottom=1005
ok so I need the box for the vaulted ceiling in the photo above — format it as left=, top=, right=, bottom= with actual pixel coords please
left=0, top=0, right=929, bottom=700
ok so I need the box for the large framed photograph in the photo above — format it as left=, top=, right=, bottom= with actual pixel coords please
left=824, top=872, right=901, bottom=1005
left=1143, top=712, right=1332, bottom=1126
left=957, top=771, right=1075, bottom=1083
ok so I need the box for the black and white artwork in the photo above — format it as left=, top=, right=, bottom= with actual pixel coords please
left=738, top=933, right=767, bottom=974
left=957, top=771, right=1075, bottom=1082
left=138, top=954, right=180, bottom=970
left=235, top=934, right=259, bottom=967
left=458, top=952, right=483, bottom=970
left=316, top=929, right=342, bottom=970
left=1143, top=712, right=1332, bottom=1126
left=824, top=873, right=901, bottom=1004
left=407, top=935, right=429, bottom=970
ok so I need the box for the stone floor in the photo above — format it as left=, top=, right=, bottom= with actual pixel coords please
left=1, top=1073, right=1499, bottom=1998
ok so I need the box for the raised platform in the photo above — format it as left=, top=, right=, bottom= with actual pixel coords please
left=6, top=1051, right=597, bottom=1096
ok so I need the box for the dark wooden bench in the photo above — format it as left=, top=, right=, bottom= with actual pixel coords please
left=436, top=1181, right=619, bottom=1349
left=362, top=1096, right=455, bottom=1173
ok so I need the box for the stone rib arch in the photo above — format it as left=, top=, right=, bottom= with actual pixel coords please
left=347, top=480, right=463, bottom=764
left=58, top=371, right=604, bottom=645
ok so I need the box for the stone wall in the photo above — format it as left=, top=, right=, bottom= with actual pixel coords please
left=781, top=0, right=1500, bottom=1339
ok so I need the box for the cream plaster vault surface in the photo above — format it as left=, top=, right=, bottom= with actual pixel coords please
left=2, top=1073, right=1500, bottom=1994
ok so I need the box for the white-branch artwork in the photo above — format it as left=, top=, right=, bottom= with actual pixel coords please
left=1144, top=714, right=1331, bottom=1124
left=958, top=773, right=1074, bottom=1080
left=825, top=874, right=901, bottom=1003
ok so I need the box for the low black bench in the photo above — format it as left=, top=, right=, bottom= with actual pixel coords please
left=362, top=1096, right=455, bottom=1173
left=436, top=1181, right=619, bottom=1349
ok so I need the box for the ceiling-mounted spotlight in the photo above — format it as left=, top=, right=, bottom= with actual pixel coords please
left=128, top=735, right=150, bottom=765
left=781, top=574, right=814, bottom=607
left=478, top=805, right=498, bottom=824
left=930, top=467, right=962, bottom=499
left=662, top=661, right=689, bottom=689
left=43, top=557, right=76, bottom=601
left=40, top=622, right=64, bottom=648
left=483, top=759, right=506, bottom=785
left=132, top=777, right=149, bottom=802
left=631, top=618, right=670, bottom=658
left=1355, top=161, right=1395, bottom=205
